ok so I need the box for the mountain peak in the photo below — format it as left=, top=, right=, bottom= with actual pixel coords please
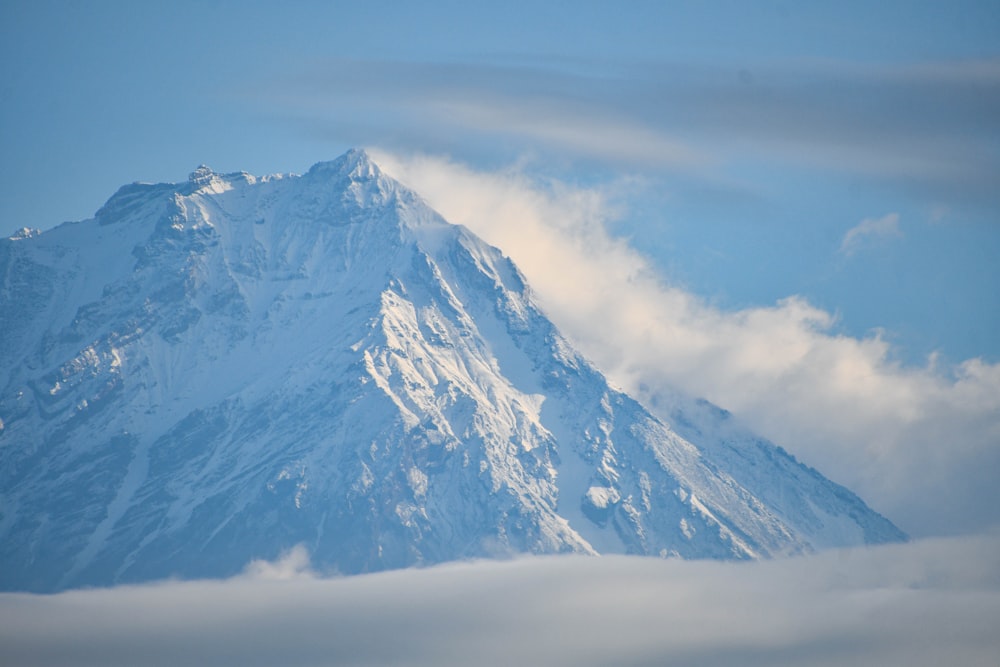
left=189, top=164, right=216, bottom=183
left=0, top=154, right=906, bottom=592
left=186, top=165, right=256, bottom=194
left=302, top=149, right=407, bottom=212
left=6, top=227, right=40, bottom=241
left=306, top=148, right=380, bottom=181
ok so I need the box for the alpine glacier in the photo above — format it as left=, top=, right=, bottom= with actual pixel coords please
left=0, top=150, right=905, bottom=591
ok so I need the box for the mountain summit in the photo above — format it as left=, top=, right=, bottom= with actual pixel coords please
left=0, top=150, right=905, bottom=591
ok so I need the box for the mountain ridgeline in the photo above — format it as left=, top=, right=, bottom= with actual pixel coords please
left=0, top=150, right=905, bottom=591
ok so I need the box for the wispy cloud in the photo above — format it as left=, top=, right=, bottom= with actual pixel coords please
left=2, top=536, right=998, bottom=667
left=840, top=212, right=903, bottom=255
left=257, top=56, right=1000, bottom=206
left=373, top=151, right=1000, bottom=537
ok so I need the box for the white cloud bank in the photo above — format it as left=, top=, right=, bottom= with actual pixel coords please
left=374, top=151, right=1000, bottom=538
left=2, top=536, right=998, bottom=667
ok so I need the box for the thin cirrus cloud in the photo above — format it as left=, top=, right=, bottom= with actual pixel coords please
left=264, top=56, right=1000, bottom=203
left=1, top=536, right=998, bottom=667
left=840, top=212, right=903, bottom=256
left=372, top=150, right=1000, bottom=538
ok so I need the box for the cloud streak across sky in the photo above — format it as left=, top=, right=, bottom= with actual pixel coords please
left=373, top=151, right=1000, bottom=538
left=267, top=56, right=1000, bottom=205
left=2, top=536, right=998, bottom=667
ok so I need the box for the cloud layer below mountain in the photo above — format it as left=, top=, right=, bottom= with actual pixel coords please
left=2, top=535, right=997, bottom=667
left=374, top=151, right=1000, bottom=538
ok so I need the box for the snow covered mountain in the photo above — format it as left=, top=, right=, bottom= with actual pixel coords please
left=0, top=150, right=905, bottom=592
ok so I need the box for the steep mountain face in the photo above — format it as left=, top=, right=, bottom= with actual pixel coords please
left=0, top=150, right=905, bottom=592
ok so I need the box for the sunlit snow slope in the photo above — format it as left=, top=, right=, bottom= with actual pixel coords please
left=0, top=150, right=905, bottom=591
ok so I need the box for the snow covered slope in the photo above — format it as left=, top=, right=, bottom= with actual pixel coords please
left=0, top=150, right=905, bottom=591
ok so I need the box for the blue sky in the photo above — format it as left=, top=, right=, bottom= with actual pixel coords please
left=2, top=2, right=999, bottom=536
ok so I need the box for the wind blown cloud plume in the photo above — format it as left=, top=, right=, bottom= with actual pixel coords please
left=2, top=536, right=998, bottom=667
left=374, top=151, right=1000, bottom=538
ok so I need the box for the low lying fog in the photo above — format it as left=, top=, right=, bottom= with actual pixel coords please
left=2, top=535, right=998, bottom=667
